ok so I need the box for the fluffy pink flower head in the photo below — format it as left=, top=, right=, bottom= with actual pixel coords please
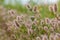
left=43, top=26, right=49, bottom=32
left=13, top=20, right=20, bottom=28
left=25, top=19, right=32, bottom=29
left=27, top=28, right=33, bottom=35
left=49, top=5, right=53, bottom=12
left=33, top=5, right=39, bottom=13
left=49, top=27, right=54, bottom=32
left=26, top=4, right=32, bottom=11
left=36, top=36, right=41, bottom=40
left=44, top=18, right=51, bottom=24
left=49, top=33, right=56, bottom=40
left=33, top=19, right=39, bottom=26
left=41, top=34, right=48, bottom=40
left=8, top=9, right=16, bottom=17
left=53, top=4, right=58, bottom=13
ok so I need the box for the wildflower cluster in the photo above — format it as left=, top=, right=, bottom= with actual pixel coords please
left=0, top=3, right=60, bottom=40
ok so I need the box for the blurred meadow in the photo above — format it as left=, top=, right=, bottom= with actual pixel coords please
left=1, top=0, right=60, bottom=18
left=0, top=0, right=60, bottom=40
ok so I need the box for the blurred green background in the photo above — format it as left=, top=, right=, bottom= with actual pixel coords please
left=0, top=0, right=60, bottom=18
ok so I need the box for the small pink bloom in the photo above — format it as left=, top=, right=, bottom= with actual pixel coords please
left=43, top=26, right=49, bottom=32
left=49, top=5, right=53, bottom=12
left=36, top=36, right=41, bottom=40
left=8, top=9, right=16, bottom=17
left=41, top=34, right=48, bottom=40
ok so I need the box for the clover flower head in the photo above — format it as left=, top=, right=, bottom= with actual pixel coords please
left=25, top=19, right=32, bottom=28
left=43, top=26, right=48, bottom=32
left=41, top=34, right=48, bottom=40
left=44, top=18, right=51, bottom=24
left=33, top=5, right=38, bottom=12
left=49, top=27, right=54, bottom=32
left=49, top=5, right=53, bottom=12
left=36, top=36, right=41, bottom=40
left=49, top=33, right=55, bottom=40
left=27, top=28, right=33, bottom=35
left=13, top=20, right=20, bottom=28
left=26, top=4, right=32, bottom=11
left=53, top=4, right=58, bottom=13
left=40, top=19, right=45, bottom=25
left=8, top=9, right=16, bottom=17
